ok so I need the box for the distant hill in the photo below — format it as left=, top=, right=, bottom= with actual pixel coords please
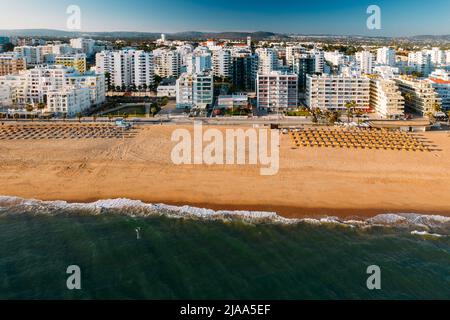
left=409, top=35, right=450, bottom=41
left=0, top=29, right=289, bottom=40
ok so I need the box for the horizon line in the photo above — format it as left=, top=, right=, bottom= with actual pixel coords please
left=1, top=28, right=449, bottom=39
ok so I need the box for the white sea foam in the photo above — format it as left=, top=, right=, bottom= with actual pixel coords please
left=411, top=230, right=446, bottom=238
left=0, top=196, right=449, bottom=230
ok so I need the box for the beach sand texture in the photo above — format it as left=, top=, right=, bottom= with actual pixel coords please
left=1, top=124, right=449, bottom=219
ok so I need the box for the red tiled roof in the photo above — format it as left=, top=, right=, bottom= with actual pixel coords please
left=429, top=78, right=450, bottom=84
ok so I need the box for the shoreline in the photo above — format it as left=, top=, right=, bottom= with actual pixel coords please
left=1, top=194, right=449, bottom=220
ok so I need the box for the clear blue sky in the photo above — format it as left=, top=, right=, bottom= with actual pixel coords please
left=1, top=0, right=449, bottom=36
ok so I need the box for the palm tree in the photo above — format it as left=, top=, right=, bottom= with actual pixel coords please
left=345, top=101, right=356, bottom=124
left=326, top=110, right=341, bottom=125
left=108, top=114, right=113, bottom=122
left=311, top=108, right=320, bottom=124
left=150, top=106, right=158, bottom=117
left=62, top=113, right=67, bottom=122
left=426, top=112, right=437, bottom=124
left=432, top=102, right=442, bottom=115
left=93, top=115, right=97, bottom=123
left=76, top=113, right=83, bottom=123
left=403, top=92, right=414, bottom=106
left=37, top=102, right=46, bottom=114
left=25, top=104, right=34, bottom=120
left=354, top=109, right=364, bottom=125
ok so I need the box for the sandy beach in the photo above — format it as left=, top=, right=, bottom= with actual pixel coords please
left=1, top=124, right=450, bottom=219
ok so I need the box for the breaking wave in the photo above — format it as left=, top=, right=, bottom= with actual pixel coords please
left=0, top=196, right=449, bottom=232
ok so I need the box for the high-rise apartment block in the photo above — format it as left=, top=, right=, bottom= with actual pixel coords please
left=257, top=71, right=298, bottom=111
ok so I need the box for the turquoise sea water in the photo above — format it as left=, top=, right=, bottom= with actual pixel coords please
left=0, top=201, right=449, bottom=300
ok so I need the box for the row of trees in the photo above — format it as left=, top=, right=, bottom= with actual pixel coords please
left=309, top=101, right=366, bottom=125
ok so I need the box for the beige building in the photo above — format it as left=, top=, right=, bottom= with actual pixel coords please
left=394, top=77, right=441, bottom=116
left=370, top=78, right=404, bottom=119
left=55, top=54, right=87, bottom=73
left=306, top=74, right=370, bottom=111
left=0, top=52, right=26, bottom=76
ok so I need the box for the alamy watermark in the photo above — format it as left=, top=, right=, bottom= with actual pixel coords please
left=66, top=5, right=81, bottom=30
left=366, top=265, right=381, bottom=290
left=367, top=5, right=381, bottom=30
left=66, top=265, right=82, bottom=290
left=171, top=122, right=280, bottom=176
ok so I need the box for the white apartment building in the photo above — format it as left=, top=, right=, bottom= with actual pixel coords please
left=212, top=49, right=231, bottom=79
left=157, top=77, right=177, bottom=97
left=186, top=51, right=212, bottom=74
left=373, top=66, right=400, bottom=79
left=256, top=48, right=278, bottom=74
left=176, top=44, right=194, bottom=67
left=14, top=46, right=42, bottom=65
left=427, top=69, right=450, bottom=111
left=376, top=47, right=396, bottom=66
left=370, top=78, right=405, bottom=118
left=96, top=49, right=154, bottom=89
left=310, top=48, right=325, bottom=73
left=408, top=51, right=433, bottom=76
left=176, top=72, right=213, bottom=109
left=51, top=44, right=74, bottom=55
left=324, top=51, right=345, bottom=66
left=286, top=46, right=305, bottom=67
left=257, top=71, right=298, bottom=111
left=154, top=49, right=181, bottom=78
left=0, top=65, right=105, bottom=113
left=427, top=47, right=445, bottom=66
left=133, top=50, right=155, bottom=88
left=395, top=77, right=441, bottom=115
left=356, top=51, right=374, bottom=74
left=47, top=86, right=91, bottom=116
left=66, top=71, right=106, bottom=107
left=0, top=85, right=12, bottom=106
left=306, top=75, right=370, bottom=111
left=70, top=38, right=95, bottom=56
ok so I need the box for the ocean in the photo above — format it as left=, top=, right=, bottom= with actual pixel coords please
left=0, top=197, right=449, bottom=300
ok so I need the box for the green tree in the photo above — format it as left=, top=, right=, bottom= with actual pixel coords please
left=37, top=102, right=46, bottom=114
left=150, top=106, right=159, bottom=117
left=403, top=92, right=415, bottom=109
left=345, top=101, right=356, bottom=124
left=354, top=109, right=365, bottom=124
left=432, top=102, right=442, bottom=114
left=25, top=104, right=34, bottom=119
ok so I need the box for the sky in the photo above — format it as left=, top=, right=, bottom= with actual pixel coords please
left=0, top=0, right=449, bottom=36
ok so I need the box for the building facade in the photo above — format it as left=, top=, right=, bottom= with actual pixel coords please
left=395, top=77, right=441, bottom=115
left=306, top=75, right=370, bottom=111
left=176, top=72, right=213, bottom=109
left=0, top=52, right=26, bottom=76
left=257, top=71, right=298, bottom=111
left=369, top=78, right=405, bottom=118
